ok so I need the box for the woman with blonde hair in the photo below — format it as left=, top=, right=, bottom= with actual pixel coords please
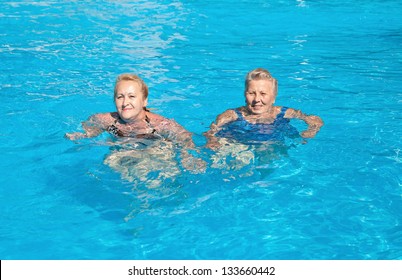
left=205, top=67, right=324, bottom=148
left=66, top=73, right=204, bottom=185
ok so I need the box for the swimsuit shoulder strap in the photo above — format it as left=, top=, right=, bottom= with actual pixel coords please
left=144, top=113, right=157, bottom=134
left=110, top=112, right=120, bottom=124
left=145, top=113, right=151, bottom=124
left=233, top=108, right=244, bottom=120
left=277, top=106, right=288, bottom=118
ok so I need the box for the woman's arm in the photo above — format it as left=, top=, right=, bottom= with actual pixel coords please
left=158, top=118, right=207, bottom=173
left=284, top=108, right=324, bottom=138
left=162, top=118, right=196, bottom=148
left=65, top=113, right=109, bottom=140
left=204, top=109, right=238, bottom=149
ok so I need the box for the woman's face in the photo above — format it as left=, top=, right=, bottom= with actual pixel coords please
left=245, top=79, right=276, bottom=115
left=114, top=80, right=147, bottom=122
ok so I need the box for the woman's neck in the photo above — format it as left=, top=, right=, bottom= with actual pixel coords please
left=119, top=110, right=147, bottom=125
left=244, top=105, right=275, bottom=117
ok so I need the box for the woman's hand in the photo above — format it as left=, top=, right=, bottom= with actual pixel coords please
left=180, top=150, right=207, bottom=174
left=65, top=132, right=86, bottom=140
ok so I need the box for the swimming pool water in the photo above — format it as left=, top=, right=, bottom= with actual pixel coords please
left=1, top=0, right=401, bottom=259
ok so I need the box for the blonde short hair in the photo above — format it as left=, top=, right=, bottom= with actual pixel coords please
left=114, top=73, right=149, bottom=99
left=245, top=68, right=278, bottom=96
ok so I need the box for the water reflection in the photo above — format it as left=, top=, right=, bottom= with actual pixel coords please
left=104, top=139, right=181, bottom=189
left=208, top=137, right=300, bottom=181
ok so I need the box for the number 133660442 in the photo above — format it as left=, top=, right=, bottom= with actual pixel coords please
left=221, top=266, right=276, bottom=276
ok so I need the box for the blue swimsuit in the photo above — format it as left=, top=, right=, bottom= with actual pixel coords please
left=216, top=107, right=299, bottom=144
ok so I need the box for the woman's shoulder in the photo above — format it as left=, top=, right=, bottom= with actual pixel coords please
left=146, top=112, right=189, bottom=135
left=215, top=108, right=240, bottom=126
left=225, top=107, right=243, bottom=116
left=278, top=106, right=298, bottom=118
left=146, top=111, right=170, bottom=123
left=273, top=106, right=286, bottom=114
left=146, top=112, right=179, bottom=129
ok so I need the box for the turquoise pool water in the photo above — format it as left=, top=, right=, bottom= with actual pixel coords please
left=1, top=0, right=401, bottom=259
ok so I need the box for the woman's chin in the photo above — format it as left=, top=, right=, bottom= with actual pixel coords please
left=249, top=107, right=264, bottom=114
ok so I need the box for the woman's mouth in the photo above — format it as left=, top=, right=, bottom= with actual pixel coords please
left=252, top=105, right=263, bottom=109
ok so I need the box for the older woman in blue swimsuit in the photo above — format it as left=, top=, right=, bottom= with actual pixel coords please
left=205, top=68, right=324, bottom=149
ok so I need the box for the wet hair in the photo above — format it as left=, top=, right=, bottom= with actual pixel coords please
left=114, top=73, right=149, bottom=99
left=245, top=68, right=278, bottom=96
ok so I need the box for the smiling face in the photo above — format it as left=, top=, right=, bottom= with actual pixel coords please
left=245, top=79, right=277, bottom=115
left=114, top=80, right=148, bottom=123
